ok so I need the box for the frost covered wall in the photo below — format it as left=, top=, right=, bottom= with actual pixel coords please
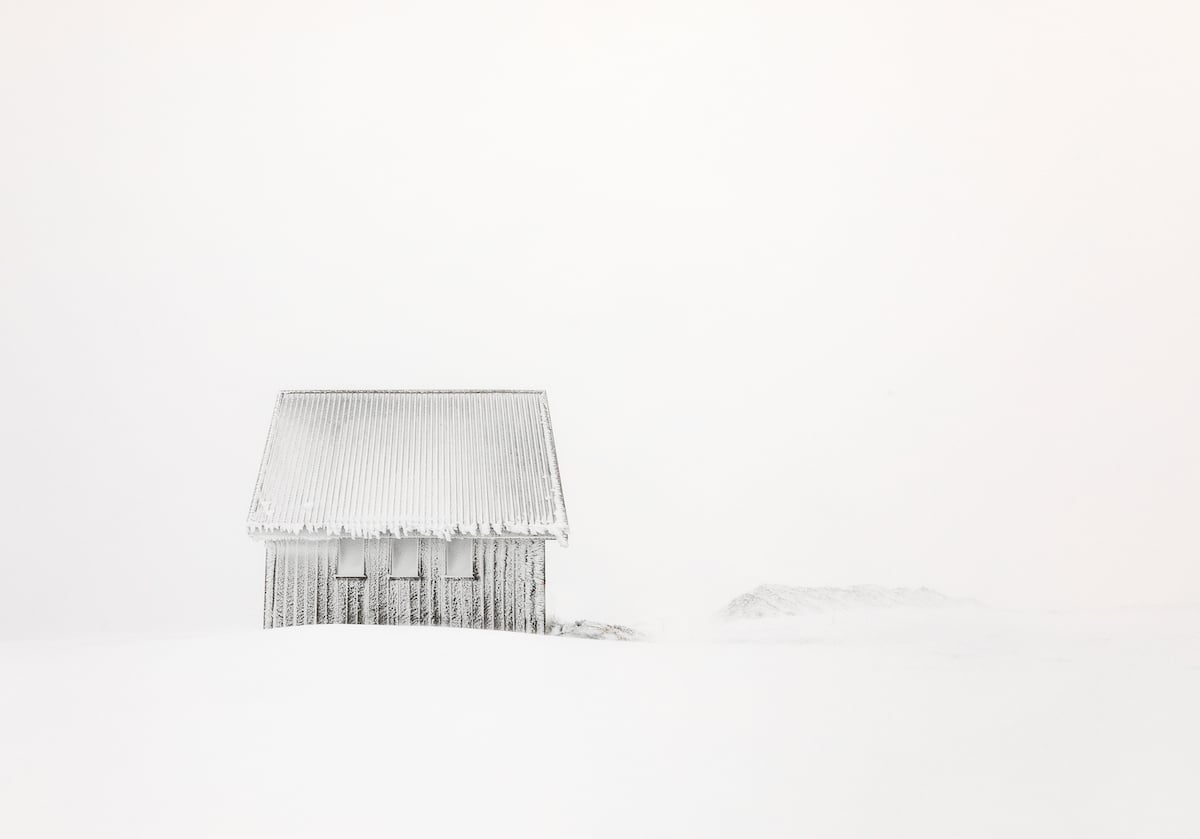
left=263, top=538, right=546, bottom=633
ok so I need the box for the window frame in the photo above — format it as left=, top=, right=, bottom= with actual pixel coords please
left=334, top=538, right=367, bottom=579
left=388, top=538, right=421, bottom=579
left=445, top=540, right=476, bottom=579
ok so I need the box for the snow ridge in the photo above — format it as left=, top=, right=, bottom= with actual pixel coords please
left=721, top=584, right=954, bottom=620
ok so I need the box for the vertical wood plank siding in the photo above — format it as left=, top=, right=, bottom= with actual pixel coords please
left=263, top=539, right=546, bottom=633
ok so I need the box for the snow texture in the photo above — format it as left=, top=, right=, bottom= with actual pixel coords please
left=721, top=583, right=958, bottom=619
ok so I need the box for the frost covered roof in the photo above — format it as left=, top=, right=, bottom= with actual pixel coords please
left=247, top=391, right=568, bottom=543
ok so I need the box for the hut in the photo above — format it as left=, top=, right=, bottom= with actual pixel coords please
left=246, top=390, right=569, bottom=632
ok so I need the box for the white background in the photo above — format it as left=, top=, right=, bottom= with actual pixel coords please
left=2, top=0, right=1198, bottom=639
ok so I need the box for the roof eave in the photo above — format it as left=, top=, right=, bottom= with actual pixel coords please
left=247, top=523, right=568, bottom=542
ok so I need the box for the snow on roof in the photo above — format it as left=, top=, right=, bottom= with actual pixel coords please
left=247, top=390, right=568, bottom=543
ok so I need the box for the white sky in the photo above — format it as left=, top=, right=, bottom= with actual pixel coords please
left=1, top=1, right=1197, bottom=638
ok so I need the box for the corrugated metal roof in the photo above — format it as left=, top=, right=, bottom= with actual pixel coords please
left=247, top=391, right=568, bottom=543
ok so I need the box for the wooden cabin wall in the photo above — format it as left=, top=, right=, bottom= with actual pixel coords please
left=263, top=538, right=546, bottom=633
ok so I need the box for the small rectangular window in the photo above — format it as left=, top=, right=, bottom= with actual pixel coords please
left=390, top=539, right=420, bottom=578
left=336, top=539, right=366, bottom=578
left=446, top=540, right=474, bottom=578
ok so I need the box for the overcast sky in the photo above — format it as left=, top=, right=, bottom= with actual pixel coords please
left=1, top=1, right=1197, bottom=638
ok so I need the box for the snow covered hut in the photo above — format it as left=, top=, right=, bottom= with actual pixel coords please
left=246, top=390, right=569, bottom=632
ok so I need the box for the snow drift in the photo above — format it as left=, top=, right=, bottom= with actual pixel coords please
left=548, top=618, right=644, bottom=641
left=721, top=583, right=957, bottom=620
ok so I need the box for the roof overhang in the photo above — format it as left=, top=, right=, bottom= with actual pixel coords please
left=247, top=524, right=568, bottom=544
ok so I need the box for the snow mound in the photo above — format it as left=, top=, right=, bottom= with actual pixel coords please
left=548, top=619, right=645, bottom=641
left=722, top=584, right=955, bottom=620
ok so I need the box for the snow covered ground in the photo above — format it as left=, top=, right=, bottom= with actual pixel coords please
left=1, top=602, right=1198, bottom=838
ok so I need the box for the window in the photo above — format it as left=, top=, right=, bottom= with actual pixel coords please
left=446, top=540, right=474, bottom=578
left=336, top=539, right=366, bottom=578
left=390, top=539, right=420, bottom=578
